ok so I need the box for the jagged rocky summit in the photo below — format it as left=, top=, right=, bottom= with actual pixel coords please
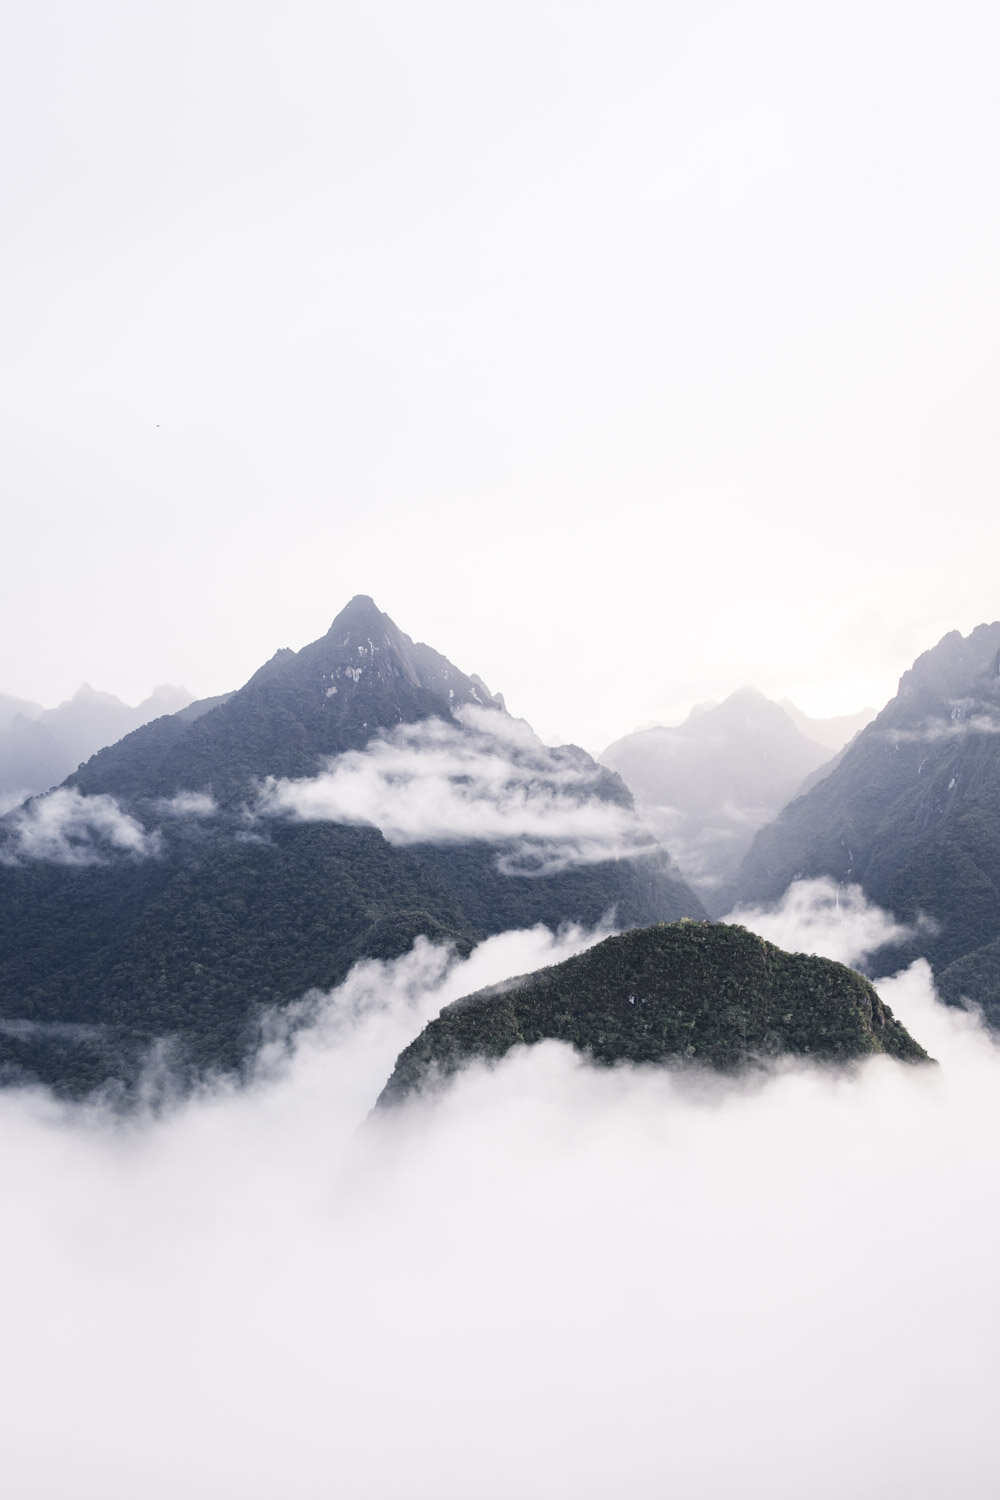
left=68, top=595, right=503, bottom=801
left=376, top=920, right=931, bottom=1107
left=0, top=596, right=703, bottom=1097
left=734, top=621, right=1000, bottom=1022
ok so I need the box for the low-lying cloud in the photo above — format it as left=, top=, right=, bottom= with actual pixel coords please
left=726, top=875, right=923, bottom=967
left=0, top=713, right=657, bottom=873
left=884, top=710, right=1000, bottom=743
left=2, top=888, right=1000, bottom=1496
left=2, top=786, right=160, bottom=865
left=258, top=707, right=655, bottom=873
left=1, top=786, right=218, bottom=865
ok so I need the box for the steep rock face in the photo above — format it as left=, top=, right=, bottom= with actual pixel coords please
left=0, top=598, right=703, bottom=1097
left=735, top=623, right=1000, bottom=1020
left=376, top=921, right=930, bottom=1107
left=601, top=689, right=833, bottom=905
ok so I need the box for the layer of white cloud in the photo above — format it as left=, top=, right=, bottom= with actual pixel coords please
left=726, top=876, right=922, bottom=968
left=884, top=711, right=1000, bottom=743
left=258, top=708, right=655, bottom=873
left=1, top=891, right=1000, bottom=1497
left=4, top=787, right=160, bottom=866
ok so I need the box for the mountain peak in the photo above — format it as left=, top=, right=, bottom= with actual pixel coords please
left=600, top=687, right=834, bottom=902
left=883, top=620, right=1000, bottom=729
left=71, top=683, right=126, bottom=708
left=327, top=594, right=389, bottom=637
left=144, top=683, right=194, bottom=705
left=70, top=596, right=504, bottom=799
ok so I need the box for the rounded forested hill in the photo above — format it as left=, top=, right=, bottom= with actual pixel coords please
left=376, top=921, right=931, bottom=1106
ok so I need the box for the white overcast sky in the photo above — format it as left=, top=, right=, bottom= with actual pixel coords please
left=3, top=0, right=999, bottom=750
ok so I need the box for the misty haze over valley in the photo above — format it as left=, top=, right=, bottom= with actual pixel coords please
left=600, top=687, right=875, bottom=904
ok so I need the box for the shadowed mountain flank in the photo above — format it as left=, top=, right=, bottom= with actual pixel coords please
left=735, top=623, right=1000, bottom=1023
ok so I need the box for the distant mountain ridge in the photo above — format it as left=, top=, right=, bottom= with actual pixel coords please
left=601, top=688, right=836, bottom=906
left=0, top=692, right=43, bottom=733
left=735, top=622, right=1000, bottom=1022
left=0, top=596, right=703, bottom=1097
left=0, top=682, right=194, bottom=810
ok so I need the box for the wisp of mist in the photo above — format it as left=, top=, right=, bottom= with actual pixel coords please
left=1, top=886, right=998, bottom=1498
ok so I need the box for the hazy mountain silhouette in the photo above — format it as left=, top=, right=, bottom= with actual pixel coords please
left=0, top=682, right=194, bottom=809
left=779, top=700, right=876, bottom=752
left=601, top=688, right=836, bottom=908
left=0, top=691, right=43, bottom=734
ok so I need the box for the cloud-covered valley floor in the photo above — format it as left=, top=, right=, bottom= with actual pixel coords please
left=2, top=891, right=999, bottom=1498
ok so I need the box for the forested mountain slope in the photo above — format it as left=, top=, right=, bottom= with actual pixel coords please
left=0, top=597, right=702, bottom=1097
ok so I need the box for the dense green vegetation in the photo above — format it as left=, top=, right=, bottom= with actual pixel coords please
left=0, top=597, right=703, bottom=1097
left=377, top=920, right=931, bottom=1106
left=0, top=817, right=696, bottom=1095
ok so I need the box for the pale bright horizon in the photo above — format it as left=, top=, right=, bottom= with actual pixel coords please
left=4, top=1, right=999, bottom=750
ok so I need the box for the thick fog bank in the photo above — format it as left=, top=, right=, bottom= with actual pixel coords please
left=1, top=900, right=999, bottom=1498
